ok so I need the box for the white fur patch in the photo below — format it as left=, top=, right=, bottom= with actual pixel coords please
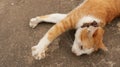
left=76, top=15, right=101, bottom=28
left=44, top=13, right=67, bottom=23
left=29, top=13, right=67, bottom=28
left=38, top=34, right=50, bottom=47
left=32, top=34, right=51, bottom=60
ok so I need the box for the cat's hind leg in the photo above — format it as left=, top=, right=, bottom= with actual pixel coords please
left=29, top=13, right=67, bottom=28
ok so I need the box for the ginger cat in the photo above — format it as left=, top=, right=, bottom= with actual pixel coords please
left=29, top=0, right=120, bottom=60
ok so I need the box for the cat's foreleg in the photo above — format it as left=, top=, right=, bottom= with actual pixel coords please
left=29, top=13, right=67, bottom=28
left=31, top=17, right=75, bottom=60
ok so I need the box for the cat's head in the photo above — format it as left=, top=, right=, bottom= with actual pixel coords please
left=72, top=21, right=108, bottom=56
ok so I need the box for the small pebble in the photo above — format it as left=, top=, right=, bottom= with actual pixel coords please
left=117, top=22, right=120, bottom=31
left=11, top=3, right=14, bottom=6
left=117, top=22, right=120, bottom=27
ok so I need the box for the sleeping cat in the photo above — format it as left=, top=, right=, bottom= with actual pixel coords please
left=29, top=0, right=120, bottom=60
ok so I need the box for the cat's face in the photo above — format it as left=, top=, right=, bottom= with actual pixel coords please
left=72, top=26, right=108, bottom=56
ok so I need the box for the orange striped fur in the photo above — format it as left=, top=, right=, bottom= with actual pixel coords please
left=48, top=0, right=120, bottom=41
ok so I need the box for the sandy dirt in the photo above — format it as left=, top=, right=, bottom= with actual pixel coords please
left=0, top=0, right=120, bottom=67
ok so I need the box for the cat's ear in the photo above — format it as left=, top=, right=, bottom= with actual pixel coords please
left=93, top=27, right=108, bottom=51
left=99, top=43, right=108, bottom=51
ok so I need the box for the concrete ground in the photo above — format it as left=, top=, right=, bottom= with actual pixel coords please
left=0, top=0, right=120, bottom=67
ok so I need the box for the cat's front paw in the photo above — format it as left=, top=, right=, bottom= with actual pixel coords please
left=31, top=45, right=47, bottom=60
left=29, top=17, right=41, bottom=28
